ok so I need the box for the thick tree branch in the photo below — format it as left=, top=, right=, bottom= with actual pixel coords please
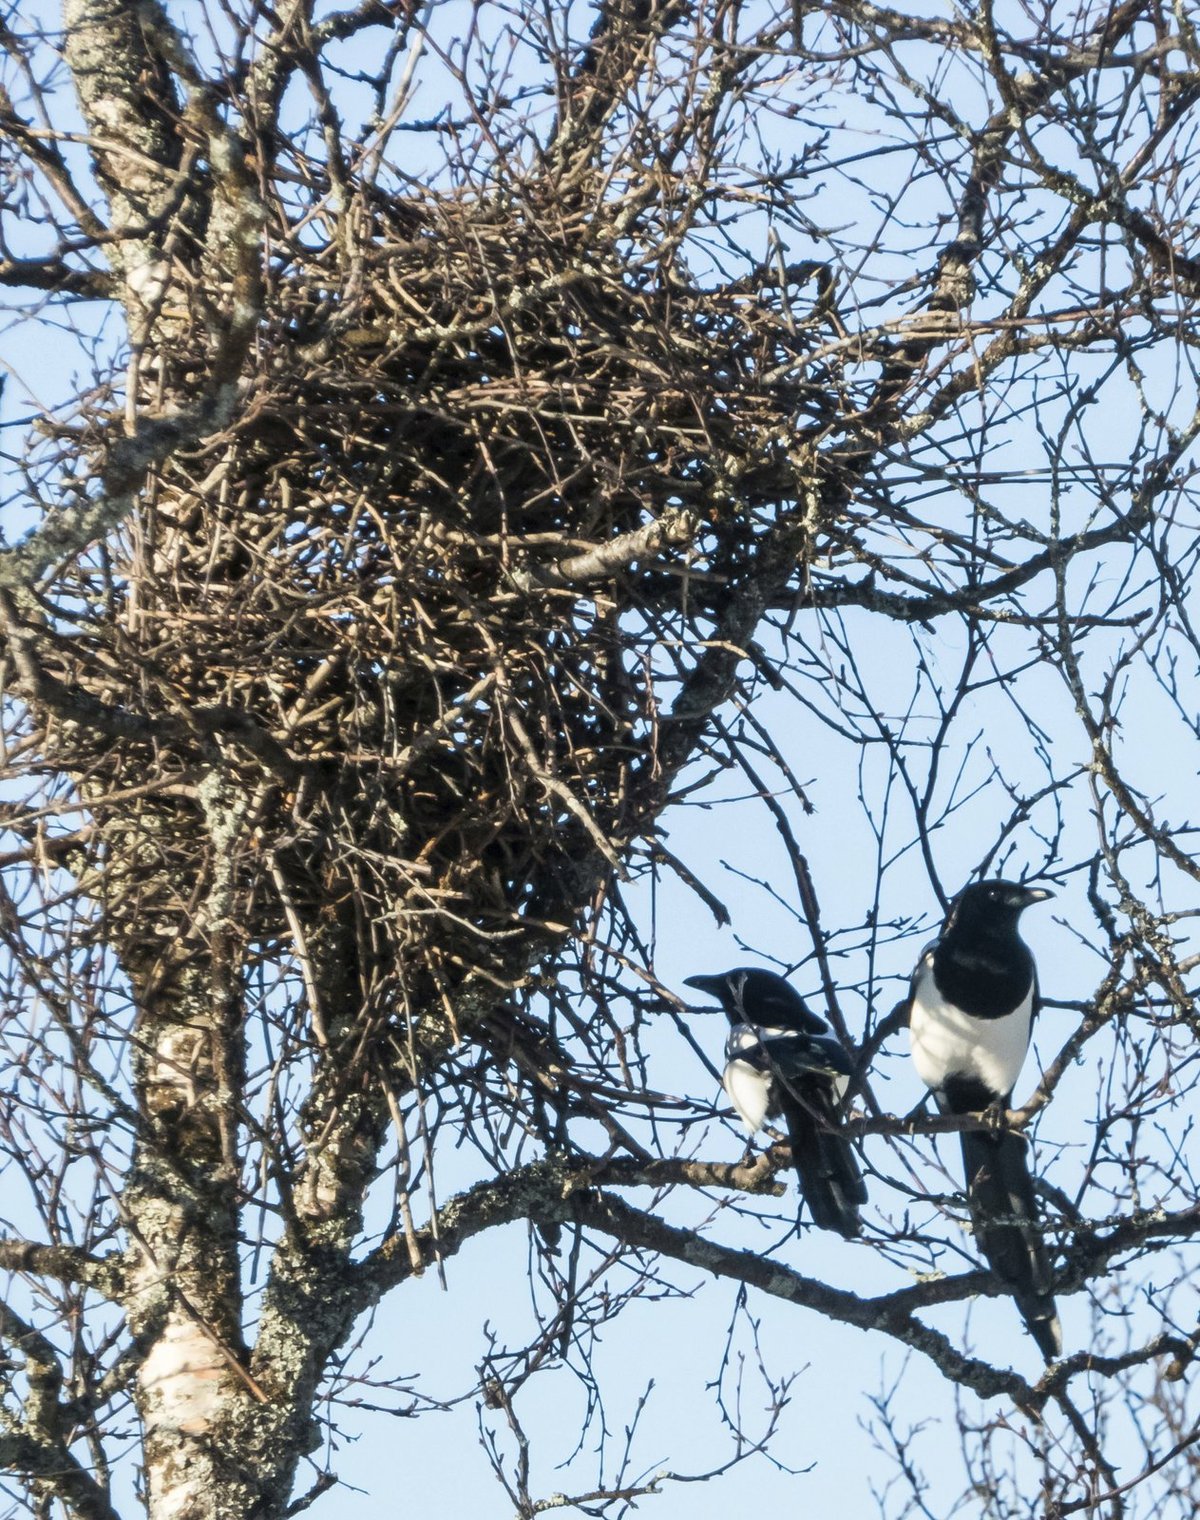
left=0, top=257, right=113, bottom=297
left=0, top=1429, right=122, bottom=1520
left=0, top=1238, right=127, bottom=1299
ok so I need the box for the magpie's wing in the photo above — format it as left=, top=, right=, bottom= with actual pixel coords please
left=780, top=1078, right=866, bottom=1236
left=729, top=1027, right=866, bottom=1236
left=758, top=1029, right=855, bottom=1082
left=723, top=1024, right=771, bottom=1070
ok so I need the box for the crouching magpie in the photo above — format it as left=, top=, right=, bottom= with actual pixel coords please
left=684, top=968, right=866, bottom=1237
left=908, top=880, right=1061, bottom=1359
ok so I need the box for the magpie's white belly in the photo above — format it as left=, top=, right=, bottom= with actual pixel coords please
left=723, top=1058, right=771, bottom=1131
left=723, top=1023, right=790, bottom=1132
left=908, top=955, right=1033, bottom=1101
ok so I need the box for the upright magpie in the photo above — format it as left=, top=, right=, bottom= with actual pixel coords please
left=684, top=967, right=866, bottom=1238
left=907, top=879, right=1060, bottom=1359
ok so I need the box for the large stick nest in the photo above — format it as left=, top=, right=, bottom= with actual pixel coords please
left=26, top=182, right=837, bottom=997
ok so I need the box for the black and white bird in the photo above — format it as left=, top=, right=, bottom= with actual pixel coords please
left=684, top=967, right=866, bottom=1238
left=908, top=879, right=1060, bottom=1359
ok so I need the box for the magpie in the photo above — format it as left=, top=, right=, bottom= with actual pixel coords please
left=684, top=967, right=866, bottom=1238
left=907, top=879, right=1060, bottom=1359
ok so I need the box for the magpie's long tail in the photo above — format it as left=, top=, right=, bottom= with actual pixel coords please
left=782, top=1086, right=866, bottom=1239
left=961, top=1128, right=1061, bottom=1360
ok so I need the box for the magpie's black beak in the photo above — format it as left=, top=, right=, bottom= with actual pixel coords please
left=1019, top=886, right=1055, bottom=906
left=683, top=973, right=723, bottom=1002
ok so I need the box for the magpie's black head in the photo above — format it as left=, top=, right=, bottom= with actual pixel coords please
left=683, top=967, right=826, bottom=1032
left=947, top=879, right=1053, bottom=935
